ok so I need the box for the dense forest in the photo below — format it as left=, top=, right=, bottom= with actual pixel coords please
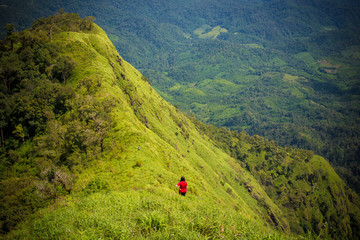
left=0, top=0, right=359, bottom=193
left=1, top=13, right=360, bottom=239
left=0, top=12, right=101, bottom=232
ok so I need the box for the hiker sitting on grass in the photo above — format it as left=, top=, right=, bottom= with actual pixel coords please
left=176, top=176, right=187, bottom=196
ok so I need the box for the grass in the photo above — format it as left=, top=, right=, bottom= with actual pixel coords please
left=193, top=25, right=228, bottom=39
left=293, top=52, right=315, bottom=65
left=9, top=190, right=297, bottom=240
left=1, top=20, right=296, bottom=239
left=282, top=74, right=299, bottom=83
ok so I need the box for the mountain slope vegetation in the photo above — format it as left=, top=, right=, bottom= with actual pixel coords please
left=0, top=13, right=360, bottom=239
left=1, top=0, right=359, bottom=194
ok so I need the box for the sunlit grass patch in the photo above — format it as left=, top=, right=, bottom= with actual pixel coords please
left=282, top=74, right=299, bottom=83
left=293, top=52, right=315, bottom=65
left=242, top=43, right=264, bottom=49
left=193, top=25, right=228, bottom=39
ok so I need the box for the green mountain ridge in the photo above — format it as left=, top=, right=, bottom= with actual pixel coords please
left=1, top=0, right=360, bottom=197
left=1, top=13, right=360, bottom=239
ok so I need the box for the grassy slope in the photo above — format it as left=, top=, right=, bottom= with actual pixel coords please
left=4, top=23, right=290, bottom=239
left=0, top=0, right=359, bottom=195
left=3, top=19, right=359, bottom=239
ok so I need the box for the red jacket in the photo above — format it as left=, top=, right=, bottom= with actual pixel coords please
left=177, top=181, right=187, bottom=193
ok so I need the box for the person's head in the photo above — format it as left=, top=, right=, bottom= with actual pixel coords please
left=180, top=176, right=185, bottom=182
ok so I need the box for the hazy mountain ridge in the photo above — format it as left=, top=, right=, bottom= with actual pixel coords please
left=0, top=13, right=360, bottom=239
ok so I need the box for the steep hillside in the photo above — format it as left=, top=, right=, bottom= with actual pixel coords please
left=1, top=13, right=360, bottom=239
left=1, top=0, right=359, bottom=196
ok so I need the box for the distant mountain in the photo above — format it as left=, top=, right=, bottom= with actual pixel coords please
left=1, top=0, right=359, bottom=195
left=0, top=13, right=359, bottom=239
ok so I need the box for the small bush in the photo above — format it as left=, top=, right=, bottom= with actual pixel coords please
left=133, top=159, right=143, bottom=168
left=83, top=178, right=110, bottom=195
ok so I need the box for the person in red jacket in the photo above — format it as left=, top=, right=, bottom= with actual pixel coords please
left=176, top=176, right=187, bottom=196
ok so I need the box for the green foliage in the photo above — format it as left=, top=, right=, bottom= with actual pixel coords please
left=0, top=177, right=50, bottom=233
left=31, top=11, right=95, bottom=37
left=1, top=0, right=359, bottom=197
left=190, top=118, right=360, bottom=239
left=0, top=13, right=359, bottom=240
left=0, top=13, right=99, bottom=233
left=83, top=178, right=110, bottom=195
